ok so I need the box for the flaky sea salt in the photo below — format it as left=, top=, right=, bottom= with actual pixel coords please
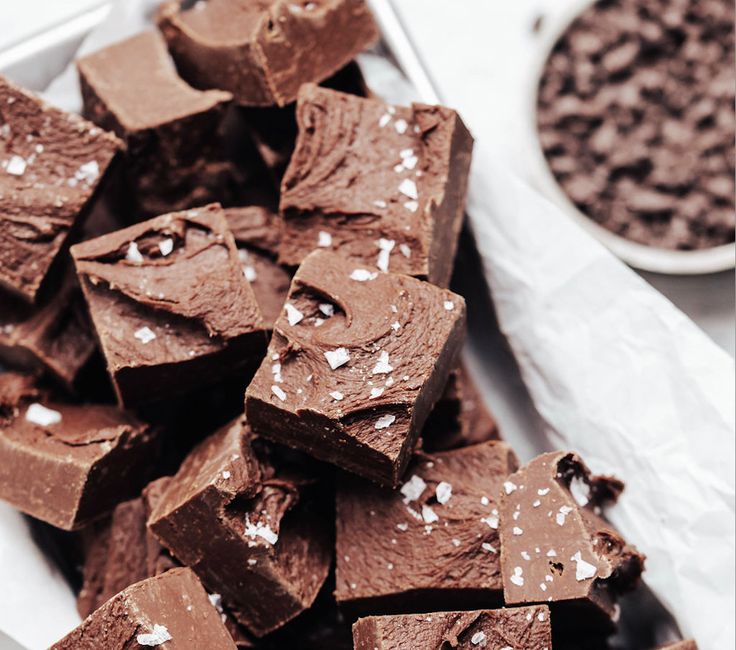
left=401, top=475, right=426, bottom=502
left=317, top=231, right=332, bottom=247
left=318, top=303, right=334, bottom=317
left=421, top=505, right=439, bottom=523
left=571, top=551, right=597, bottom=581
left=376, top=238, right=395, bottom=272
left=126, top=242, right=144, bottom=264
left=244, top=515, right=278, bottom=545
left=75, top=160, right=99, bottom=185
left=134, top=327, right=156, bottom=344
left=350, top=269, right=378, bottom=282
left=158, top=238, right=174, bottom=256
left=435, top=481, right=452, bottom=504
left=285, top=303, right=304, bottom=326
left=375, top=414, right=396, bottom=430
left=510, top=566, right=524, bottom=587
left=25, top=403, right=62, bottom=427
left=394, top=119, right=408, bottom=134
left=570, top=475, right=591, bottom=506
left=556, top=505, right=573, bottom=526
left=369, top=387, right=384, bottom=399
left=471, top=631, right=486, bottom=645
left=329, top=391, right=344, bottom=401
left=244, top=266, right=257, bottom=282
left=6, top=155, right=26, bottom=176
left=404, top=200, right=418, bottom=213
left=399, top=244, right=412, bottom=258
left=271, top=385, right=287, bottom=402
left=444, top=300, right=455, bottom=311
left=372, top=351, right=393, bottom=375
left=136, top=624, right=172, bottom=646
left=324, top=347, right=350, bottom=369
left=398, top=178, right=418, bottom=200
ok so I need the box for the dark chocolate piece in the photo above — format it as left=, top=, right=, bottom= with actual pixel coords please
left=352, top=606, right=552, bottom=650
left=224, top=205, right=292, bottom=327
left=71, top=203, right=267, bottom=406
left=157, top=0, right=379, bottom=107
left=279, top=85, right=474, bottom=287
left=77, top=30, right=237, bottom=216
left=147, top=417, right=332, bottom=638
left=421, top=364, right=500, bottom=452
left=245, top=250, right=466, bottom=487
left=52, top=568, right=237, bottom=649
left=0, top=373, right=159, bottom=530
left=499, top=451, right=645, bottom=634
left=336, top=441, right=519, bottom=614
left=0, top=75, right=121, bottom=303
left=537, top=0, right=735, bottom=249
left=0, top=270, right=96, bottom=391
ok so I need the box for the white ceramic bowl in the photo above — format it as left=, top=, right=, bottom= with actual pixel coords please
left=525, top=0, right=735, bottom=275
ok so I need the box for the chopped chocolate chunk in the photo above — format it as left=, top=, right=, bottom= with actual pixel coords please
left=0, top=373, right=159, bottom=530
left=71, top=204, right=267, bottom=407
left=0, top=75, right=121, bottom=303
left=336, top=441, right=518, bottom=614
left=421, top=364, right=500, bottom=452
left=77, top=30, right=237, bottom=216
left=52, top=568, right=237, bottom=649
left=147, top=417, right=331, bottom=637
left=77, top=490, right=177, bottom=618
left=224, top=205, right=292, bottom=327
left=0, top=270, right=96, bottom=391
left=157, top=0, right=379, bottom=107
left=499, top=451, right=645, bottom=634
left=279, top=85, right=474, bottom=287
left=353, top=606, right=552, bottom=650
left=245, top=250, right=466, bottom=486
left=537, top=0, right=735, bottom=250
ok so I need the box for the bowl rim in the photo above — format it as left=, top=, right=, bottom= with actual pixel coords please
left=524, top=0, right=736, bottom=276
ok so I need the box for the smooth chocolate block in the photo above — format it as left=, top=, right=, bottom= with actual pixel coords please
left=499, top=451, right=645, bottom=634
left=52, top=568, right=236, bottom=649
left=147, top=417, right=332, bottom=638
left=71, top=204, right=267, bottom=407
left=0, top=75, right=121, bottom=303
left=245, top=250, right=466, bottom=487
left=77, top=30, right=236, bottom=216
left=336, top=441, right=519, bottom=614
left=157, top=0, right=379, bottom=107
left=0, top=373, right=159, bottom=530
left=77, top=490, right=177, bottom=618
left=0, top=271, right=96, bottom=391
left=421, top=364, right=500, bottom=452
left=224, top=205, right=292, bottom=327
left=353, top=606, right=552, bottom=650
left=279, top=85, right=474, bottom=287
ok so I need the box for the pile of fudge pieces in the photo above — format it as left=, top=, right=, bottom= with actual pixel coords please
left=0, top=1, right=695, bottom=648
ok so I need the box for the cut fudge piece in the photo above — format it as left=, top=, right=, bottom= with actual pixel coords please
left=421, top=364, right=500, bottom=452
left=147, top=417, right=332, bottom=638
left=336, top=441, right=519, bottom=614
left=499, top=451, right=645, bottom=635
left=279, top=85, right=474, bottom=287
left=71, top=204, right=267, bottom=407
left=77, top=489, right=177, bottom=618
left=0, top=75, right=121, bottom=302
left=52, top=568, right=236, bottom=649
left=77, top=30, right=236, bottom=216
left=224, top=205, right=292, bottom=327
left=353, top=606, right=552, bottom=650
left=245, top=250, right=466, bottom=486
left=0, top=270, right=96, bottom=391
left=157, top=0, right=379, bottom=107
left=0, top=373, right=159, bottom=530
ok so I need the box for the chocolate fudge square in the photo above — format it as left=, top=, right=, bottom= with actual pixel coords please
left=77, top=30, right=235, bottom=216
left=52, top=568, right=236, bottom=649
left=353, top=606, right=552, bottom=650
left=0, top=75, right=121, bottom=303
left=279, top=84, right=474, bottom=287
left=0, top=373, right=159, bottom=530
left=157, top=0, right=379, bottom=107
left=245, top=250, right=466, bottom=487
left=0, top=270, right=96, bottom=391
left=499, top=451, right=645, bottom=635
left=148, top=417, right=332, bottom=638
left=336, top=441, right=519, bottom=614
left=71, top=204, right=267, bottom=407
left=421, top=364, right=500, bottom=452
left=225, top=205, right=292, bottom=327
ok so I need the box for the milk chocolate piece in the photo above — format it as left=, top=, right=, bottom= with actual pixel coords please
left=53, top=568, right=236, bottom=649
left=0, top=76, right=121, bottom=303
left=353, top=606, right=552, bottom=650
left=657, top=642, right=698, bottom=650
left=148, top=417, right=331, bottom=637
left=422, top=365, right=500, bottom=452
left=71, top=204, right=267, bottom=406
left=77, top=491, right=177, bottom=618
left=336, top=441, right=519, bottom=613
left=0, top=373, right=159, bottom=530
left=77, top=30, right=236, bottom=216
left=499, top=452, right=645, bottom=634
left=245, top=250, right=466, bottom=486
left=225, top=205, right=292, bottom=327
left=0, top=271, right=96, bottom=391
left=157, top=0, right=379, bottom=107
left=279, top=85, right=474, bottom=287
